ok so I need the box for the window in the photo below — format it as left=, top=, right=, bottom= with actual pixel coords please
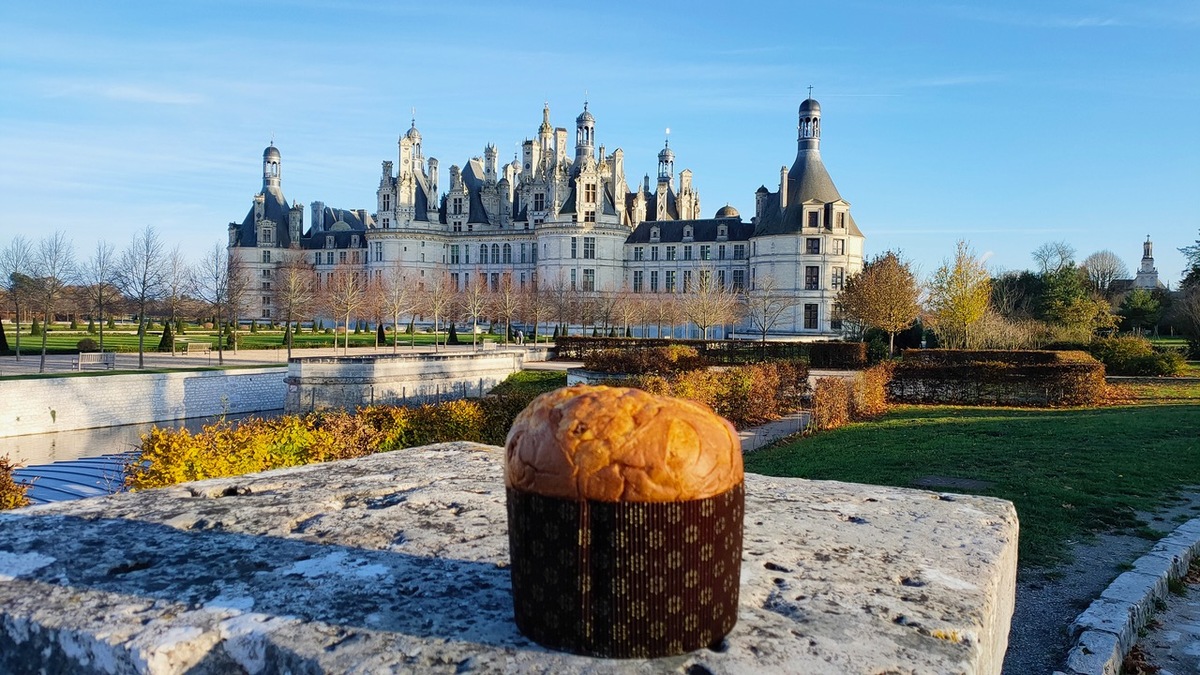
left=666, top=246, right=677, bottom=261
left=683, top=246, right=693, bottom=261
left=650, top=270, right=659, bottom=292
left=651, top=246, right=660, bottom=261
left=571, top=237, right=578, bottom=259
left=352, top=251, right=360, bottom=264
left=650, top=227, right=660, bottom=242
left=383, top=218, right=390, bottom=229
left=520, top=243, right=527, bottom=263
left=732, top=270, right=745, bottom=292
left=683, top=226, right=693, bottom=241
left=451, top=272, right=460, bottom=290
left=374, top=242, right=383, bottom=262
left=808, top=211, right=819, bottom=228
left=503, top=243, right=512, bottom=264
left=805, top=266, right=820, bottom=290
left=351, top=235, right=359, bottom=248
left=261, top=281, right=271, bottom=290
left=583, top=269, right=595, bottom=292
left=682, top=270, right=692, bottom=292
left=583, top=237, right=595, bottom=259
left=718, top=245, right=726, bottom=260
left=480, top=245, right=488, bottom=264
left=261, top=309, right=270, bottom=318
left=733, top=244, right=746, bottom=260
left=451, top=245, right=460, bottom=265
left=806, top=238, right=820, bottom=254
left=583, top=210, right=596, bottom=223
left=313, top=253, right=320, bottom=265
left=665, top=271, right=676, bottom=293
left=531, top=246, right=537, bottom=263
left=832, top=266, right=845, bottom=290
left=584, top=183, right=596, bottom=204
left=491, top=273, right=500, bottom=292
left=520, top=273, right=526, bottom=288
left=804, top=304, right=818, bottom=329
left=453, top=197, right=464, bottom=215
left=326, top=252, right=334, bottom=265
left=700, top=245, right=711, bottom=261
left=262, top=269, right=271, bottom=277
left=634, top=246, right=644, bottom=261
left=831, top=317, right=843, bottom=330
left=533, top=193, right=545, bottom=211
left=633, top=270, right=644, bottom=292
left=261, top=228, right=272, bottom=243
left=339, top=251, right=347, bottom=264
left=262, top=250, right=271, bottom=264
left=262, top=296, right=271, bottom=306
left=325, top=236, right=334, bottom=249
left=454, top=222, right=462, bottom=233
left=836, top=212, right=845, bottom=229
left=570, top=269, right=577, bottom=290
left=464, top=247, right=470, bottom=264
left=382, top=194, right=391, bottom=211
left=833, top=239, right=845, bottom=255
left=718, top=270, right=726, bottom=288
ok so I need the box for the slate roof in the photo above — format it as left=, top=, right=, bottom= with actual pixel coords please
left=625, top=217, right=752, bottom=244
left=233, top=186, right=295, bottom=248
left=299, top=206, right=372, bottom=250
left=752, top=183, right=863, bottom=238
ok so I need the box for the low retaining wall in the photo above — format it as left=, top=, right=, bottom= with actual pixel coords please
left=0, top=368, right=286, bottom=438
left=286, top=350, right=526, bottom=413
left=0, top=443, right=1019, bottom=673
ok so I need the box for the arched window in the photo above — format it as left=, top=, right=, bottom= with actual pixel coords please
left=492, top=244, right=500, bottom=264
left=503, top=243, right=512, bottom=264
left=480, top=245, right=488, bottom=264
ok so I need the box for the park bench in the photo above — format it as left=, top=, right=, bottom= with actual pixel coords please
left=72, top=352, right=115, bottom=370
left=173, top=340, right=213, bottom=355
left=481, top=340, right=498, bottom=351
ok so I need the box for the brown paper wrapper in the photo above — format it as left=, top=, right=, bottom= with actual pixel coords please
left=506, top=483, right=744, bottom=658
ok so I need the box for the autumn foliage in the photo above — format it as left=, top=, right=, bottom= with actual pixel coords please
left=0, top=457, right=30, bottom=510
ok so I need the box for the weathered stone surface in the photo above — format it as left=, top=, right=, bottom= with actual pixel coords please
left=1063, top=630, right=1122, bottom=675
left=0, top=443, right=1019, bottom=674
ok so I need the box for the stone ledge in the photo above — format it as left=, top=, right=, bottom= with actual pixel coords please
left=0, top=443, right=1018, bottom=674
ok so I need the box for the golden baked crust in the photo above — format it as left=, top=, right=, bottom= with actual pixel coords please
left=505, top=385, right=743, bottom=502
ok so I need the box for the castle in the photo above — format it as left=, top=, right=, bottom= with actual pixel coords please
left=229, top=98, right=865, bottom=337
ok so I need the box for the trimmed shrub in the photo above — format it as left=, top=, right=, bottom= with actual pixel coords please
left=77, top=338, right=99, bottom=353
left=87, top=318, right=96, bottom=334
left=556, top=336, right=810, bottom=365
left=1, top=456, right=30, bottom=510
left=30, top=318, right=42, bottom=336
left=889, top=349, right=1105, bottom=406
left=811, top=378, right=852, bottom=431
left=69, top=317, right=79, bottom=330
left=852, top=362, right=894, bottom=419
left=583, top=345, right=707, bottom=374
left=618, top=360, right=809, bottom=429
left=156, top=324, right=175, bottom=352
left=1089, top=336, right=1184, bottom=376
left=809, top=342, right=868, bottom=369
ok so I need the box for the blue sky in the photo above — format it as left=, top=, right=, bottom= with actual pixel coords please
left=1, top=1, right=1197, bottom=285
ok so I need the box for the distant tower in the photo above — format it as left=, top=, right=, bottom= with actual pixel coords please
left=657, top=134, right=675, bottom=184
left=798, top=97, right=821, bottom=152
left=575, top=101, right=595, bottom=163
left=1133, top=235, right=1164, bottom=290
left=263, top=143, right=281, bottom=190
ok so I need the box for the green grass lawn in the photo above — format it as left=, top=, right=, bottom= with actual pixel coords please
left=2, top=326, right=539, bottom=355
left=745, top=382, right=1200, bottom=568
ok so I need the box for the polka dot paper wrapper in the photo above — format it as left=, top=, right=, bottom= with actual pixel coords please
left=506, top=484, right=744, bottom=658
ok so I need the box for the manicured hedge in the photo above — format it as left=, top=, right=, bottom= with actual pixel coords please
left=555, top=336, right=810, bottom=364
left=809, top=362, right=894, bottom=432
left=888, top=349, right=1106, bottom=406
left=0, top=457, right=29, bottom=510
left=582, top=345, right=708, bottom=374
left=809, top=341, right=868, bottom=369
left=615, top=360, right=809, bottom=429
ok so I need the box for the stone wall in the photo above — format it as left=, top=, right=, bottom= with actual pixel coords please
left=0, top=367, right=286, bottom=438
left=0, top=443, right=1019, bottom=673
left=285, top=350, right=531, bottom=413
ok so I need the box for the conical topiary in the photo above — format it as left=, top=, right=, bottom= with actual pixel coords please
left=87, top=318, right=96, bottom=334
left=70, top=317, right=79, bottom=330
left=552, top=325, right=559, bottom=340
left=30, top=318, right=42, bottom=336
left=448, top=322, right=460, bottom=345
left=156, top=323, right=175, bottom=352
left=107, top=317, right=116, bottom=329
left=250, top=320, right=258, bottom=333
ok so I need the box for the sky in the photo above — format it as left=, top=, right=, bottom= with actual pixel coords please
left=1, top=1, right=1197, bottom=285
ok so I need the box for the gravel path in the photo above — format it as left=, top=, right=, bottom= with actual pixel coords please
left=1002, top=492, right=1200, bottom=674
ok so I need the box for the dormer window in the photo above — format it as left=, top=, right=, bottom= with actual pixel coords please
left=717, top=224, right=728, bottom=240
left=584, top=183, right=597, bottom=204
left=260, top=227, right=272, bottom=244
left=807, top=211, right=820, bottom=229
left=325, top=236, right=334, bottom=249
left=351, top=235, right=359, bottom=248
left=650, top=226, right=660, bottom=242
left=683, top=225, right=693, bottom=241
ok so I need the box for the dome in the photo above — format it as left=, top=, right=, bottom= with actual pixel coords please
left=405, top=123, right=422, bottom=142
left=756, top=185, right=770, bottom=194
left=263, top=144, right=281, bottom=160
left=658, top=145, right=675, bottom=163
left=576, top=104, right=594, bottom=125
left=715, top=205, right=740, bottom=218
left=799, top=98, right=821, bottom=114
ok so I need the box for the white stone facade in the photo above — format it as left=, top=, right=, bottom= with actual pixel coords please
left=229, top=100, right=866, bottom=337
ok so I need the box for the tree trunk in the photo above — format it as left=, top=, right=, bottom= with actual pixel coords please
left=39, top=310, right=49, bottom=373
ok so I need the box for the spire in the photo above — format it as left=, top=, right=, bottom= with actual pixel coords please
left=539, top=102, right=552, bottom=135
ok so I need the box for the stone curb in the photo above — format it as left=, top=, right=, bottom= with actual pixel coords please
left=1058, top=516, right=1200, bottom=675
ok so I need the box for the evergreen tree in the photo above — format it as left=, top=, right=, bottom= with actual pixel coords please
left=0, top=319, right=9, bottom=354
left=87, top=318, right=96, bottom=334
left=249, top=320, right=258, bottom=333
left=282, top=324, right=292, bottom=345
left=69, top=317, right=79, bottom=330
left=447, top=322, right=460, bottom=345
left=107, top=317, right=115, bottom=329
left=30, top=318, right=42, bottom=336
left=156, top=323, right=174, bottom=352
left=176, top=318, right=186, bottom=335
left=376, top=323, right=385, bottom=345
left=552, top=325, right=560, bottom=340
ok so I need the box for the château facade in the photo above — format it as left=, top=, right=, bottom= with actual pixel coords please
left=229, top=98, right=865, bottom=337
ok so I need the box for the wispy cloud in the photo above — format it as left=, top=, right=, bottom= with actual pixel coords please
left=42, top=81, right=205, bottom=105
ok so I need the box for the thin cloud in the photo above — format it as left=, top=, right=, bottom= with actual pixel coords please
left=42, top=81, right=205, bottom=105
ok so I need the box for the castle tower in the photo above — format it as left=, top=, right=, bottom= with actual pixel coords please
left=575, top=102, right=595, bottom=164
left=263, top=143, right=281, bottom=190
left=1133, top=235, right=1164, bottom=290
left=657, top=136, right=675, bottom=184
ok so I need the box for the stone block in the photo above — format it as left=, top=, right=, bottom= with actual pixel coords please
left=1063, top=629, right=1122, bottom=675
left=0, top=443, right=1019, bottom=674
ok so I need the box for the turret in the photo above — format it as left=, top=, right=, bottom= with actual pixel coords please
left=484, top=144, right=498, bottom=182
left=798, top=97, right=820, bottom=152
left=575, top=102, right=594, bottom=163
left=657, top=134, right=675, bottom=185
left=263, top=143, right=281, bottom=190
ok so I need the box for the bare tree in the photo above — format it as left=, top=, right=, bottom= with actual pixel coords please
left=493, top=273, right=523, bottom=345
left=117, top=225, right=167, bottom=368
left=378, top=259, right=418, bottom=354
left=680, top=267, right=741, bottom=340
left=31, top=232, right=77, bottom=372
left=1081, top=250, right=1129, bottom=297
left=522, top=281, right=553, bottom=345
left=80, top=240, right=119, bottom=354
left=1032, top=241, right=1076, bottom=276
left=743, top=274, right=795, bottom=347
left=1, top=236, right=35, bottom=359
left=273, top=254, right=316, bottom=359
left=644, top=292, right=681, bottom=339
left=611, top=285, right=644, bottom=338
left=420, top=270, right=454, bottom=352
left=322, top=264, right=367, bottom=355
left=159, top=246, right=190, bottom=352
left=547, top=272, right=574, bottom=337
left=192, top=244, right=229, bottom=364
left=457, top=268, right=491, bottom=351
